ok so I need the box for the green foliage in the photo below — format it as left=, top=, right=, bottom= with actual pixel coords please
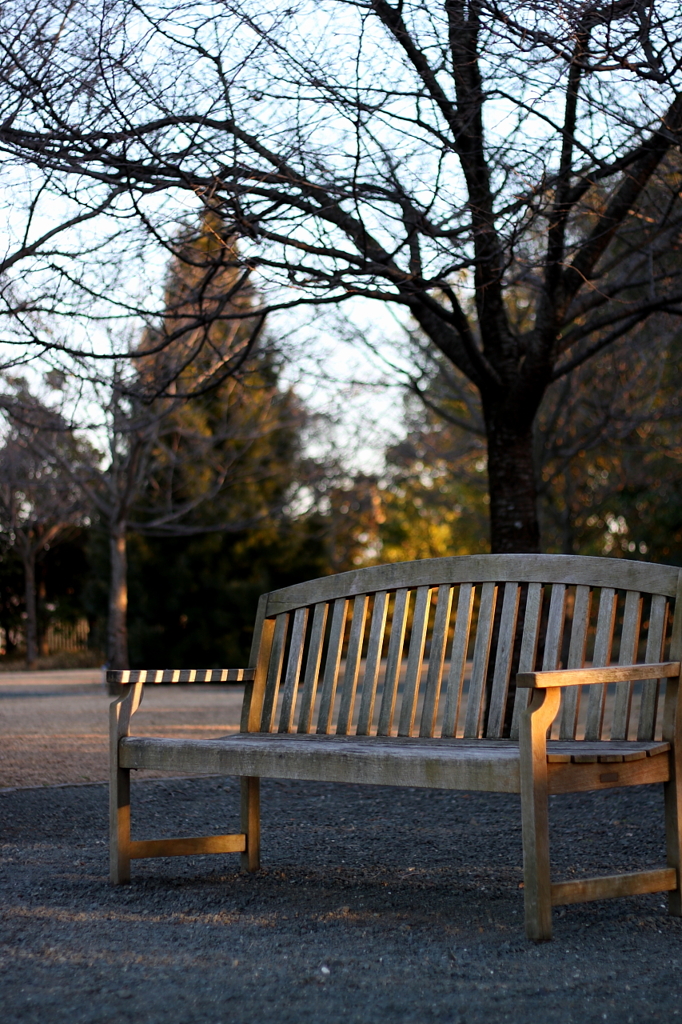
left=125, top=518, right=328, bottom=668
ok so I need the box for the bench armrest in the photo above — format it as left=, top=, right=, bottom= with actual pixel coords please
left=107, top=668, right=255, bottom=685
left=517, top=662, right=680, bottom=689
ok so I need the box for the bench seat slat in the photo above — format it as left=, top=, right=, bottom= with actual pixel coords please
left=119, top=735, right=670, bottom=794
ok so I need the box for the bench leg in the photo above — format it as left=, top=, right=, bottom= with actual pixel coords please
left=519, top=688, right=560, bottom=942
left=665, top=771, right=682, bottom=916
left=110, top=764, right=131, bottom=884
left=521, top=773, right=553, bottom=941
left=240, top=776, right=260, bottom=872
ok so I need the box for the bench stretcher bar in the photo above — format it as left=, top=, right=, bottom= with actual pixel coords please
left=128, top=834, right=247, bottom=859
left=551, top=867, right=677, bottom=906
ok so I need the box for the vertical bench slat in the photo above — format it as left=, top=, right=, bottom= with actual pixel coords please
left=543, top=584, right=567, bottom=672
left=440, top=584, right=475, bottom=738
left=510, top=583, right=543, bottom=740
left=336, top=596, right=370, bottom=735
left=541, top=584, right=567, bottom=739
left=356, top=591, right=389, bottom=736
left=638, top=594, right=668, bottom=741
left=377, top=588, right=411, bottom=736
left=316, top=599, right=349, bottom=734
left=398, top=587, right=433, bottom=737
left=419, top=585, right=454, bottom=738
left=610, top=590, right=643, bottom=741
left=584, top=587, right=618, bottom=741
left=463, top=582, right=498, bottom=738
left=559, top=585, right=592, bottom=740
left=278, top=607, right=309, bottom=733
left=259, top=613, right=290, bottom=733
left=297, top=602, right=329, bottom=734
left=485, top=582, right=521, bottom=738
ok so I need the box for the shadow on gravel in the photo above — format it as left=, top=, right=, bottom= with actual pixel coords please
left=2, top=777, right=682, bottom=1023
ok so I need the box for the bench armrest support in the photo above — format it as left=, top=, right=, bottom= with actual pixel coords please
left=517, top=662, right=680, bottom=689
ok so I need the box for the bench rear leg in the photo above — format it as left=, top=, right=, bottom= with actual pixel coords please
left=665, top=770, right=682, bottom=916
left=240, top=776, right=260, bottom=872
left=110, top=764, right=131, bottom=883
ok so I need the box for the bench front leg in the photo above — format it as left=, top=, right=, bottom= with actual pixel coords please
left=109, top=682, right=144, bottom=884
left=240, top=776, right=260, bottom=872
left=519, top=686, right=561, bottom=942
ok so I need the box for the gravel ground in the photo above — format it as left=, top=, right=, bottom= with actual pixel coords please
left=3, top=776, right=682, bottom=1023
left=0, top=672, right=244, bottom=787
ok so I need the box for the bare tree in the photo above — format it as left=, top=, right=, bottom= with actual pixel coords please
left=0, top=2, right=681, bottom=550
left=1, top=360, right=301, bottom=673
left=0, top=428, right=84, bottom=666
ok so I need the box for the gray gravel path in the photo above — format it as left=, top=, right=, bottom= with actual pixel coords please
left=2, top=777, right=682, bottom=1023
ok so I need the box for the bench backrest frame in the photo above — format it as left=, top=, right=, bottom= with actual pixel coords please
left=241, top=555, right=682, bottom=744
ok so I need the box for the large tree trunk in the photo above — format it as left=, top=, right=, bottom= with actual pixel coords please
left=22, top=550, right=38, bottom=668
left=484, top=409, right=540, bottom=554
left=107, top=523, right=129, bottom=682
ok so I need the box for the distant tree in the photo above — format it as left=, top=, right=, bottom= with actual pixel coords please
left=0, top=427, right=85, bottom=665
left=0, top=217, right=306, bottom=674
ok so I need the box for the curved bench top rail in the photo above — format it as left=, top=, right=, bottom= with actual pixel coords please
left=265, top=554, right=681, bottom=617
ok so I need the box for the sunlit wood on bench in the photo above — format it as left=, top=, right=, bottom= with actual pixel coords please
left=109, top=553, right=682, bottom=942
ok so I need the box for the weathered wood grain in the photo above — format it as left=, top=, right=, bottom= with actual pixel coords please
left=559, top=585, right=591, bottom=740
left=278, top=606, right=309, bottom=733
left=440, top=583, right=475, bottom=738
left=259, top=613, right=289, bottom=733
left=611, top=591, right=643, bottom=741
left=297, top=602, right=328, bottom=734
left=486, top=583, right=520, bottom=739
left=377, top=589, right=410, bottom=737
left=551, top=868, right=676, bottom=906
left=518, top=663, right=680, bottom=688
left=316, top=599, right=349, bottom=735
left=420, top=585, right=454, bottom=738
left=356, top=591, right=389, bottom=736
left=463, top=582, right=498, bottom=738
left=265, top=555, right=679, bottom=616
left=585, top=587, right=617, bottom=741
left=398, top=586, right=432, bottom=737
left=510, top=583, right=543, bottom=741
left=638, top=594, right=668, bottom=741
left=336, top=596, right=369, bottom=735
left=129, top=834, right=247, bottom=859
left=520, top=685, right=562, bottom=940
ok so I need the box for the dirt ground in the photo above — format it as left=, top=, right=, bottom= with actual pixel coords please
left=3, top=672, right=682, bottom=1022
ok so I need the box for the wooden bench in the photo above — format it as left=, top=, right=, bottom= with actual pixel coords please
left=109, top=553, right=682, bottom=941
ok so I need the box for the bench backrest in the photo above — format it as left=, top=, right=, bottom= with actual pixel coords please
left=241, top=555, right=682, bottom=743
